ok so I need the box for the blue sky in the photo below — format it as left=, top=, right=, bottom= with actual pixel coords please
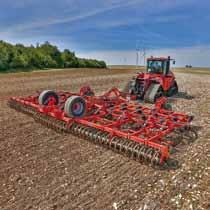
left=0, top=0, right=210, bottom=66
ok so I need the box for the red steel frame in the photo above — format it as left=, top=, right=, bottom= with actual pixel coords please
left=11, top=87, right=193, bottom=164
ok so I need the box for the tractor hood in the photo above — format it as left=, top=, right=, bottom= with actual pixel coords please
left=136, top=72, right=162, bottom=82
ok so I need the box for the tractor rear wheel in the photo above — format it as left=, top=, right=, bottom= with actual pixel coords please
left=154, top=86, right=164, bottom=102
left=144, top=84, right=163, bottom=103
left=64, top=96, right=86, bottom=118
left=38, top=90, right=59, bottom=105
left=167, top=81, right=178, bottom=96
left=123, top=81, right=130, bottom=94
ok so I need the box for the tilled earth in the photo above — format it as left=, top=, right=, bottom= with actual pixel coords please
left=0, top=69, right=209, bottom=210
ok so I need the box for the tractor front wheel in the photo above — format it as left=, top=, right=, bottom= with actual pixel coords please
left=123, top=80, right=136, bottom=94
left=154, top=86, right=164, bottom=102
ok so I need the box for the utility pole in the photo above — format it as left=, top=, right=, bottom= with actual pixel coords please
left=136, top=51, right=139, bottom=69
left=124, top=57, right=127, bottom=65
left=143, top=47, right=146, bottom=67
left=136, top=41, right=140, bottom=69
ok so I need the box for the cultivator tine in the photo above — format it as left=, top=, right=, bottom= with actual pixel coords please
left=9, top=98, right=66, bottom=133
left=126, top=142, right=136, bottom=157
left=106, top=136, right=162, bottom=165
left=95, top=131, right=102, bottom=143
left=109, top=137, right=120, bottom=151
left=166, top=126, right=198, bottom=145
left=100, top=133, right=109, bottom=145
left=118, top=139, right=125, bottom=153
left=145, top=148, right=154, bottom=162
left=88, top=130, right=94, bottom=140
left=84, top=128, right=90, bottom=138
left=131, top=144, right=140, bottom=158
left=71, top=123, right=78, bottom=134
left=181, top=126, right=198, bottom=144
left=151, top=150, right=161, bottom=166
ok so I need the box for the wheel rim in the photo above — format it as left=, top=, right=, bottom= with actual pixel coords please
left=72, top=102, right=84, bottom=115
left=44, top=96, right=57, bottom=105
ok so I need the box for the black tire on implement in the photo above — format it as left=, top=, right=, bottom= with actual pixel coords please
left=38, top=90, right=59, bottom=105
left=64, top=96, right=86, bottom=118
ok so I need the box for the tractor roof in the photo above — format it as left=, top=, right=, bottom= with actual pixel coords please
left=147, top=56, right=170, bottom=61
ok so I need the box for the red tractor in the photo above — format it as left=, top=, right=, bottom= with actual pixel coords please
left=125, top=56, right=178, bottom=103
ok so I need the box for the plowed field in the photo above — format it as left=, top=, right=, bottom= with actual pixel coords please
left=0, top=68, right=209, bottom=210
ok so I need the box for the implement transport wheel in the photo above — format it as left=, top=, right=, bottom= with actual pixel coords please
left=64, top=95, right=86, bottom=118
left=38, top=90, right=59, bottom=105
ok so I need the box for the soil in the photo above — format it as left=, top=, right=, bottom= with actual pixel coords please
left=0, top=68, right=209, bottom=210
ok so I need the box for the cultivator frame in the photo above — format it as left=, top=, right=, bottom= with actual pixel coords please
left=8, top=86, right=197, bottom=169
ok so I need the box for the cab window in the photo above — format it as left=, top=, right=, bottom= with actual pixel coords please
left=147, top=61, right=163, bottom=74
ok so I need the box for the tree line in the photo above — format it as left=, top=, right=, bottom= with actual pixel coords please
left=0, top=40, right=106, bottom=72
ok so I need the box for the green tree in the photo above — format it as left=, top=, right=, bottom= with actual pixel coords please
left=78, top=58, right=86, bottom=68
left=39, top=42, right=62, bottom=67
left=10, top=54, right=29, bottom=69
left=61, top=49, right=78, bottom=67
left=0, top=40, right=107, bottom=72
left=0, top=47, right=9, bottom=71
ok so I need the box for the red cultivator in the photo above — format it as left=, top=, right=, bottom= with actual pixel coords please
left=8, top=86, right=197, bottom=169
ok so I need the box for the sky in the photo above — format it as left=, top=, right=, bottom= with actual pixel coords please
left=0, top=0, right=210, bottom=67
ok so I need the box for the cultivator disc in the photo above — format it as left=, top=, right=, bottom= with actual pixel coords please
left=8, top=87, right=198, bottom=169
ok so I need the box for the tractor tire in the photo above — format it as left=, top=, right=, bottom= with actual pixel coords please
left=123, top=80, right=136, bottom=94
left=38, top=90, right=59, bottom=105
left=64, top=95, right=86, bottom=118
left=154, top=86, right=164, bottom=102
left=145, top=84, right=163, bottom=103
left=167, top=81, right=178, bottom=97
left=123, top=81, right=130, bottom=94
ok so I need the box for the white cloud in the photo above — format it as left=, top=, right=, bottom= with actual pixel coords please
left=0, top=0, right=195, bottom=35
left=76, top=46, right=210, bottom=67
left=0, top=0, right=143, bottom=35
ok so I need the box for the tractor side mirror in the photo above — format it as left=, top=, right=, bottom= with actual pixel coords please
left=173, top=60, right=176, bottom=65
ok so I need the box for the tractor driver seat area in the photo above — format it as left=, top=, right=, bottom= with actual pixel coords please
left=147, top=61, right=163, bottom=74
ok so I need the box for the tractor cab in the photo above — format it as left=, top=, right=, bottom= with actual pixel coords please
left=146, top=56, right=175, bottom=75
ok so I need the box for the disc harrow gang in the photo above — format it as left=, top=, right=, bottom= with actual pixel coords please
left=8, top=86, right=198, bottom=169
